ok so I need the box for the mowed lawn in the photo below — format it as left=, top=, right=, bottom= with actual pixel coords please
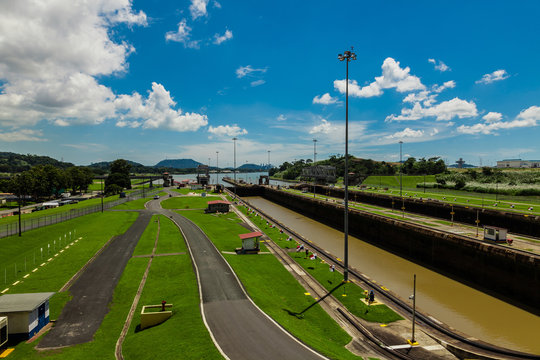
left=160, top=195, right=221, bottom=209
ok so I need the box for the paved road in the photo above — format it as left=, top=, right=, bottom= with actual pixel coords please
left=38, top=211, right=152, bottom=348
left=158, top=191, right=326, bottom=360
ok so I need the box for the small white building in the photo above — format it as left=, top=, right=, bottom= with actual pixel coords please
left=0, top=292, right=54, bottom=339
left=483, top=226, right=507, bottom=242
left=497, top=159, right=540, bottom=168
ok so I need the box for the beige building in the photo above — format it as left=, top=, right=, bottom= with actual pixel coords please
left=496, top=159, right=540, bottom=168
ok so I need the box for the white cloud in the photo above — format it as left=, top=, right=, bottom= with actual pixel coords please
left=250, top=79, right=266, bottom=87
left=0, top=129, right=46, bottom=142
left=384, top=128, right=424, bottom=139
left=313, top=93, right=339, bottom=105
left=433, top=80, right=456, bottom=93
left=334, top=57, right=425, bottom=98
left=213, top=29, right=233, bottom=45
left=0, top=0, right=152, bottom=128
left=114, top=82, right=208, bottom=132
left=165, top=19, right=200, bottom=49
left=428, top=58, right=450, bottom=72
left=190, top=0, right=210, bottom=19
left=235, top=65, right=267, bottom=78
left=208, top=124, right=247, bottom=137
left=276, top=114, right=287, bottom=121
left=476, top=69, right=509, bottom=84
left=482, top=112, right=503, bottom=123
left=309, top=119, right=332, bottom=134
left=386, top=97, right=478, bottom=122
left=458, top=106, right=540, bottom=135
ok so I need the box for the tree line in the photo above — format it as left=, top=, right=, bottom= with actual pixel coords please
left=270, top=155, right=446, bottom=183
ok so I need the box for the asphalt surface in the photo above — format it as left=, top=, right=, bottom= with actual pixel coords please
left=167, top=211, right=326, bottom=360
left=38, top=211, right=151, bottom=348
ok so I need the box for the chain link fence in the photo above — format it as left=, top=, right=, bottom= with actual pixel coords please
left=0, top=187, right=160, bottom=239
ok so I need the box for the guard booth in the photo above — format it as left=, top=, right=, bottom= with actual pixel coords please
left=236, top=231, right=263, bottom=254
left=483, top=226, right=507, bottom=242
left=0, top=292, right=54, bottom=339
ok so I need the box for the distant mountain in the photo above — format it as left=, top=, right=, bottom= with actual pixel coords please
left=154, top=159, right=202, bottom=169
left=0, top=152, right=74, bottom=173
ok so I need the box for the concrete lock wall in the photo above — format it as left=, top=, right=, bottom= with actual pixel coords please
left=260, top=186, right=540, bottom=314
left=297, top=184, right=540, bottom=238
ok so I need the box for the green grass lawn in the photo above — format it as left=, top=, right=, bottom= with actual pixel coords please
left=238, top=205, right=402, bottom=324
left=122, top=256, right=222, bottom=360
left=111, top=197, right=151, bottom=210
left=362, top=175, right=436, bottom=188
left=160, top=196, right=221, bottom=209
left=0, top=195, right=121, bottom=225
left=1, top=211, right=138, bottom=290
left=181, top=210, right=364, bottom=360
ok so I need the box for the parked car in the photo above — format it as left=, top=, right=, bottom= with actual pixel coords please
left=154, top=195, right=159, bottom=199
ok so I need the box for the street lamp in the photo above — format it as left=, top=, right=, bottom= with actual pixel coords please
left=408, top=274, right=418, bottom=346
left=338, top=47, right=356, bottom=282
left=399, top=141, right=403, bottom=197
left=313, top=139, right=317, bottom=198
left=233, top=137, right=238, bottom=198
left=216, top=151, right=219, bottom=186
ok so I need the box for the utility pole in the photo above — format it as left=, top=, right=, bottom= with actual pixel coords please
left=233, top=137, right=238, bottom=198
left=313, top=139, right=317, bottom=198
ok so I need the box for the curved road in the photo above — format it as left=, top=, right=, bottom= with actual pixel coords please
left=152, top=192, right=326, bottom=360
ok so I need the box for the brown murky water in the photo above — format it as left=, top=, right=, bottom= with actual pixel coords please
left=246, top=196, right=540, bottom=354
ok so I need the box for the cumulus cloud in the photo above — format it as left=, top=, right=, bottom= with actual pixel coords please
left=384, top=128, right=424, bottom=140
left=0, top=1, right=207, bottom=135
left=386, top=97, right=478, bottom=122
left=114, top=82, right=208, bottom=132
left=0, top=0, right=146, bottom=127
left=334, top=57, right=425, bottom=98
left=0, top=129, right=46, bottom=142
left=190, top=0, right=209, bottom=19
left=482, top=112, right=503, bottom=123
left=213, top=29, right=233, bottom=45
left=476, top=70, right=509, bottom=84
left=235, top=65, right=267, bottom=78
left=208, top=124, right=247, bottom=137
left=428, top=58, right=450, bottom=72
left=309, top=119, right=332, bottom=134
left=165, top=19, right=200, bottom=49
left=458, top=106, right=540, bottom=134
left=313, top=93, right=339, bottom=105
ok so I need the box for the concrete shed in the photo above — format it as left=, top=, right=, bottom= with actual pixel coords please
left=0, top=292, right=54, bottom=339
left=205, top=200, right=230, bottom=213
left=236, top=231, right=263, bottom=254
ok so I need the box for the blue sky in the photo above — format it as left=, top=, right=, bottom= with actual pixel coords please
left=1, top=0, right=539, bottom=167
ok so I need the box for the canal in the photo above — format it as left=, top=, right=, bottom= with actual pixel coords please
left=245, top=196, right=540, bottom=354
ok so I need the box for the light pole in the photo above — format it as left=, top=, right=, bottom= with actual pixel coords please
left=216, top=151, right=219, bottom=186
left=100, top=177, right=104, bottom=213
left=409, top=274, right=418, bottom=345
left=338, top=47, right=356, bottom=282
left=399, top=141, right=403, bottom=197
left=267, top=150, right=271, bottom=175
left=233, top=137, right=238, bottom=198
left=313, top=139, right=317, bottom=198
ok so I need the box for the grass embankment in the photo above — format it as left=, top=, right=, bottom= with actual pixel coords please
left=237, top=205, right=402, bottom=324
left=181, top=210, right=364, bottom=360
left=7, top=212, right=221, bottom=360
left=161, top=196, right=221, bottom=209
left=0, top=195, right=121, bottom=225
left=363, top=175, right=435, bottom=189
left=1, top=211, right=138, bottom=293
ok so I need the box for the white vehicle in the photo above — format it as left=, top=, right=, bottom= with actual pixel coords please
left=154, top=195, right=159, bottom=199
